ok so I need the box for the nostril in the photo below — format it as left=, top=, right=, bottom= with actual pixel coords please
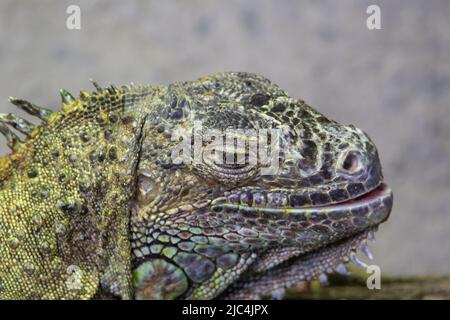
left=342, top=151, right=361, bottom=174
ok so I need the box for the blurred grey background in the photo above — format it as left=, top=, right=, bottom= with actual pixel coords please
left=0, top=0, right=449, bottom=275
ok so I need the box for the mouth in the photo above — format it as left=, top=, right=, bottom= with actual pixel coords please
left=290, top=183, right=393, bottom=223
left=322, top=183, right=391, bottom=208
left=214, top=182, right=393, bottom=227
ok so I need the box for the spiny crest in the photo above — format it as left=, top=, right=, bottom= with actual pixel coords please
left=59, top=89, right=75, bottom=104
left=1, top=98, right=54, bottom=152
left=0, top=122, right=22, bottom=150
left=1, top=89, right=77, bottom=152
left=8, top=97, right=53, bottom=121
left=89, top=78, right=137, bottom=95
left=0, top=80, right=144, bottom=153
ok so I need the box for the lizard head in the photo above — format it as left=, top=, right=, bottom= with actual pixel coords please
left=0, top=72, right=392, bottom=299
left=132, top=72, right=393, bottom=299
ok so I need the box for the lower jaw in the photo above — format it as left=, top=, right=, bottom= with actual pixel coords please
left=220, top=227, right=377, bottom=300
left=220, top=184, right=392, bottom=299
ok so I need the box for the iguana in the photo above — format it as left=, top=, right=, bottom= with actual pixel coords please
left=0, top=72, right=393, bottom=299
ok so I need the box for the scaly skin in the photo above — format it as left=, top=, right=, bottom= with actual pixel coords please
left=0, top=72, right=393, bottom=299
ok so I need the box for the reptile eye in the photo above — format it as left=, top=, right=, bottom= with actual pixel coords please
left=341, top=151, right=362, bottom=174
left=199, top=138, right=259, bottom=184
